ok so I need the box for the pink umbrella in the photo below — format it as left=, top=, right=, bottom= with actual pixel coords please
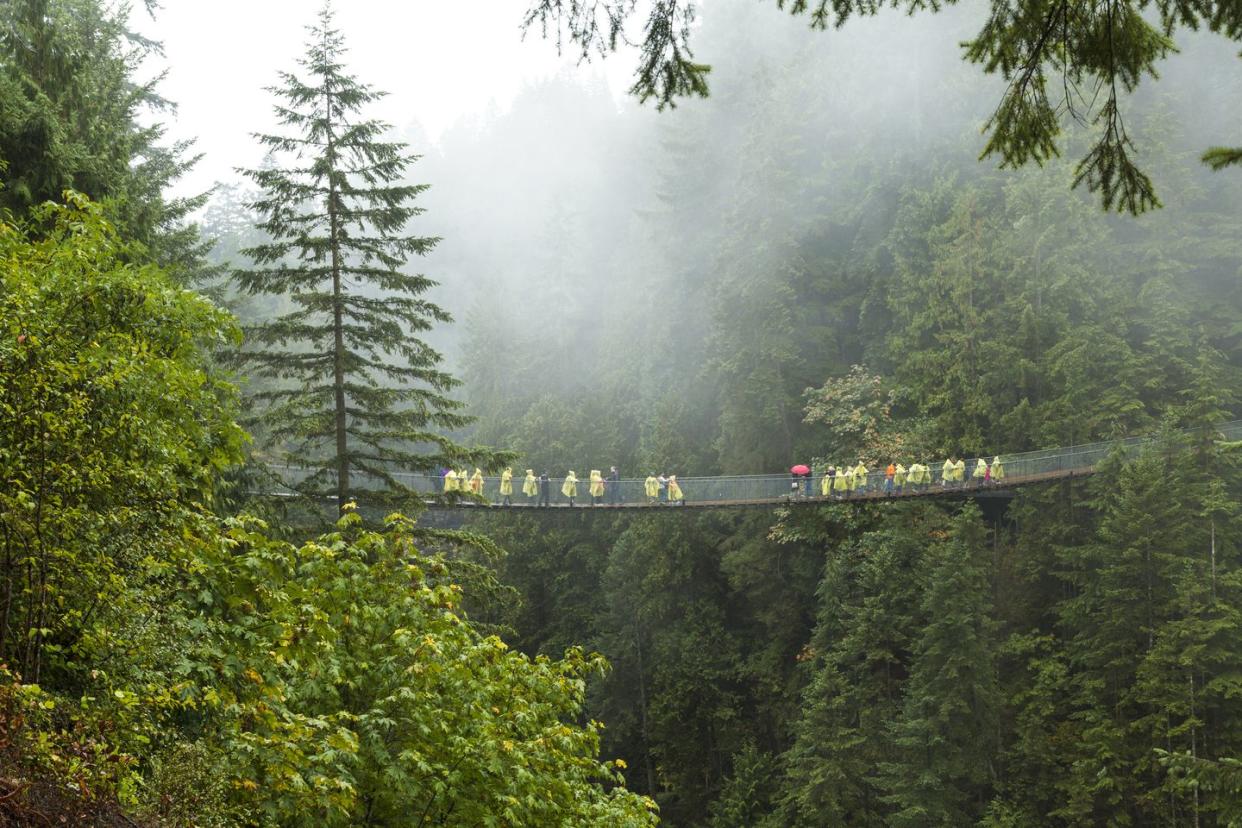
left=790, top=464, right=810, bottom=475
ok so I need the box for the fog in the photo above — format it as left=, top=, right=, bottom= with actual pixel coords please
left=198, top=0, right=1242, bottom=474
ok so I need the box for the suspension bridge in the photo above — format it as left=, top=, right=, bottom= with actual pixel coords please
left=269, top=420, right=1241, bottom=511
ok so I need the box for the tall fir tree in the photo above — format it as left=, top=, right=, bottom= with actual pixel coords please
left=0, top=0, right=211, bottom=282
left=879, top=506, right=1000, bottom=826
left=235, top=3, right=494, bottom=508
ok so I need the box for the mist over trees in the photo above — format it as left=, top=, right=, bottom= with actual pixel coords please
left=523, top=0, right=1242, bottom=211
left=210, top=3, right=1238, bottom=824
left=2, top=0, right=1241, bottom=824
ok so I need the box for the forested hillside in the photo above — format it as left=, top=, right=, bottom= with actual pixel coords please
left=3, top=0, right=1241, bottom=824
left=387, top=4, right=1241, bottom=825
left=0, top=1, right=655, bottom=823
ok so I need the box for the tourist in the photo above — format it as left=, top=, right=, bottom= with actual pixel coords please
left=499, top=467, right=513, bottom=506
left=589, top=469, right=605, bottom=505
left=538, top=471, right=551, bottom=507
left=667, top=474, right=685, bottom=505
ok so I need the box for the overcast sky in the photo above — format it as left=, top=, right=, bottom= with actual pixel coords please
left=134, top=1, right=636, bottom=196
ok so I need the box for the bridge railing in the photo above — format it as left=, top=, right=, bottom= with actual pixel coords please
left=267, top=419, right=1242, bottom=506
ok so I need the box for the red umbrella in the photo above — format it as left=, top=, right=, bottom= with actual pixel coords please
left=790, top=464, right=810, bottom=475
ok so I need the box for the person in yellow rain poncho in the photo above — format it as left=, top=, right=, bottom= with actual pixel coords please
left=894, top=462, right=907, bottom=494
left=991, top=456, right=1004, bottom=483
left=469, top=468, right=485, bottom=497
left=973, top=458, right=988, bottom=487
left=499, top=467, right=514, bottom=505
left=834, top=464, right=852, bottom=497
left=522, top=469, right=538, bottom=500
left=954, top=458, right=966, bottom=488
left=853, top=461, right=868, bottom=494
left=589, top=470, right=605, bottom=505
left=644, top=474, right=660, bottom=503
left=821, top=466, right=834, bottom=496
left=942, top=458, right=955, bottom=488
left=443, top=468, right=459, bottom=493
left=667, top=474, right=685, bottom=505
left=562, top=471, right=579, bottom=506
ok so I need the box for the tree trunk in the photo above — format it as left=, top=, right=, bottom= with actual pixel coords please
left=634, top=624, right=656, bottom=795
left=325, top=45, right=349, bottom=513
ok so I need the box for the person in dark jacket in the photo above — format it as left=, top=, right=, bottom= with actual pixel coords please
left=608, top=466, right=621, bottom=505
left=538, top=471, right=551, bottom=507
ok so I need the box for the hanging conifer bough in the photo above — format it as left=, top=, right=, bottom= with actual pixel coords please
left=523, top=0, right=1242, bottom=213
left=235, top=3, right=498, bottom=510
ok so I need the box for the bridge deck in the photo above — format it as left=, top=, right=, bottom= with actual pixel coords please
left=267, top=420, right=1240, bottom=511
left=418, top=466, right=1090, bottom=510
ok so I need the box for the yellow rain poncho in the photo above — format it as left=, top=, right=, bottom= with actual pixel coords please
left=443, top=469, right=459, bottom=492
left=821, top=472, right=833, bottom=496
left=834, top=467, right=851, bottom=493
left=992, top=456, right=1004, bottom=481
left=895, top=464, right=907, bottom=487
left=644, top=475, right=660, bottom=499
left=954, top=459, right=966, bottom=483
left=589, top=470, right=605, bottom=498
left=469, top=468, right=484, bottom=495
left=500, top=468, right=513, bottom=496
left=562, top=472, right=578, bottom=498
left=942, top=459, right=955, bottom=485
left=853, top=463, right=868, bottom=491
left=667, top=475, right=685, bottom=503
left=523, top=470, right=538, bottom=497
left=973, top=458, right=988, bottom=479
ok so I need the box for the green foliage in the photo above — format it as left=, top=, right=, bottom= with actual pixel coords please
left=0, top=193, right=243, bottom=822
left=1041, top=438, right=1242, bottom=824
left=0, top=196, right=655, bottom=825
left=778, top=503, right=981, bottom=827
left=1202, top=145, right=1242, bottom=170
left=0, top=192, right=244, bottom=686
left=447, top=12, right=1242, bottom=823
left=707, top=742, right=780, bottom=828
left=880, top=506, right=999, bottom=826
left=802, top=365, right=913, bottom=464
left=522, top=0, right=709, bottom=110
left=179, top=509, right=658, bottom=826
left=0, top=0, right=212, bottom=280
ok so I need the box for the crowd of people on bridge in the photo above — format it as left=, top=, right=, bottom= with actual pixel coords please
left=437, top=454, right=1006, bottom=507
left=440, top=466, right=687, bottom=507
left=789, top=455, right=1005, bottom=499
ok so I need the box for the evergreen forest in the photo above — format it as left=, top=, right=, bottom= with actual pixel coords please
left=2, top=0, right=1242, bottom=825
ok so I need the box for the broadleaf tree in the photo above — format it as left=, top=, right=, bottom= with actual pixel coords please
left=235, top=3, right=500, bottom=509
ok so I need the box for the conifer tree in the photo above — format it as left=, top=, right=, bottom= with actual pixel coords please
left=880, top=506, right=1000, bottom=826
left=0, top=0, right=210, bottom=281
left=235, top=4, right=492, bottom=507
